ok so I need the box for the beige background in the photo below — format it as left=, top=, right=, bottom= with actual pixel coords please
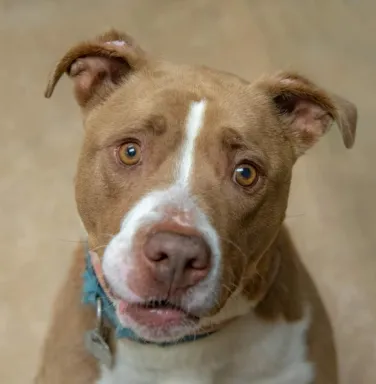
left=1, top=0, right=375, bottom=383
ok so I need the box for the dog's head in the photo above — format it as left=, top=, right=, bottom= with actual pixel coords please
left=46, top=30, right=357, bottom=342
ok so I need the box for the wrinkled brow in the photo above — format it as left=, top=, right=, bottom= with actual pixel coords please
left=97, top=114, right=167, bottom=149
left=221, top=127, right=248, bottom=150
left=221, top=126, right=267, bottom=166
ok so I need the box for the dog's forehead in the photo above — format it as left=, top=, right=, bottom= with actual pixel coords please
left=86, top=63, right=277, bottom=150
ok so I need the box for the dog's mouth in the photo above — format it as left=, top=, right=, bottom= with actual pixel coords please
left=117, top=298, right=199, bottom=328
left=140, top=299, right=186, bottom=311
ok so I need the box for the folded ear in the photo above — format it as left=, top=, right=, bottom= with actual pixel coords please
left=257, top=72, right=357, bottom=157
left=45, top=29, right=147, bottom=111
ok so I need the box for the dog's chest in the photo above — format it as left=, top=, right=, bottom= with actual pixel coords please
left=95, top=314, right=313, bottom=384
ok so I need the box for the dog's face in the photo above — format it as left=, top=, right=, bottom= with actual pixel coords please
left=47, top=30, right=357, bottom=342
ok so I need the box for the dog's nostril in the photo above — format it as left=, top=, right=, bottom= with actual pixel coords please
left=186, top=257, right=206, bottom=270
left=156, top=251, right=169, bottom=262
left=186, top=258, right=195, bottom=270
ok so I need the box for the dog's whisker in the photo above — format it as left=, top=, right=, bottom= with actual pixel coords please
left=218, top=235, right=248, bottom=267
left=99, top=233, right=116, bottom=240
left=285, top=213, right=306, bottom=220
left=56, top=238, right=87, bottom=244
left=89, top=244, right=108, bottom=253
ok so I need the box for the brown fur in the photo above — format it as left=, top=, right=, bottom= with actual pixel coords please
left=35, top=30, right=356, bottom=383
left=34, top=244, right=99, bottom=383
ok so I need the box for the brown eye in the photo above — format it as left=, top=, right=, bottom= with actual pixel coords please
left=234, top=164, right=258, bottom=187
left=118, top=142, right=141, bottom=165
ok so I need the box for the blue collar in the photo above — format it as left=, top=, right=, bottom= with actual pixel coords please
left=82, top=251, right=214, bottom=346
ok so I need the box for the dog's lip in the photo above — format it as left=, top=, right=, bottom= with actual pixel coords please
left=109, top=286, right=199, bottom=318
left=104, top=277, right=201, bottom=325
left=117, top=299, right=199, bottom=327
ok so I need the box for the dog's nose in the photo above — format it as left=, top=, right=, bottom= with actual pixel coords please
left=144, top=231, right=210, bottom=290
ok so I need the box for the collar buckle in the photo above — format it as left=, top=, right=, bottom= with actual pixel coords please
left=84, top=297, right=113, bottom=368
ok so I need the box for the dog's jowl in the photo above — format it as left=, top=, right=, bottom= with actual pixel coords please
left=35, top=30, right=357, bottom=384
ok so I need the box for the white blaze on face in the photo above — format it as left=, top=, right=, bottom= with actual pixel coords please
left=177, top=100, right=207, bottom=187
left=102, top=98, right=222, bottom=336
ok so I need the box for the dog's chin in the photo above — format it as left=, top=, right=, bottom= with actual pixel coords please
left=115, top=300, right=201, bottom=342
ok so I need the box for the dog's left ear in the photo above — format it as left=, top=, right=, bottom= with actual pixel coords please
left=44, top=29, right=147, bottom=111
left=257, top=72, right=357, bottom=157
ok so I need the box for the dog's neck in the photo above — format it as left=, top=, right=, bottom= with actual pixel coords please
left=251, top=227, right=304, bottom=322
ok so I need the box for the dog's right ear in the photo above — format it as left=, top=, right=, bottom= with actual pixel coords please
left=256, top=71, right=357, bottom=157
left=45, top=29, right=147, bottom=111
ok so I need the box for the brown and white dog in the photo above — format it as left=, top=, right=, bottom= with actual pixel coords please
left=35, top=30, right=357, bottom=384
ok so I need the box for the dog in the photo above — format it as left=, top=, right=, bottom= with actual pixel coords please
left=35, top=29, right=357, bottom=384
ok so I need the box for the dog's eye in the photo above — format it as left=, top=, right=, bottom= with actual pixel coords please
left=233, top=164, right=258, bottom=187
left=118, top=142, right=141, bottom=165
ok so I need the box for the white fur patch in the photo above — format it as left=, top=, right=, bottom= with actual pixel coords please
left=177, top=100, right=206, bottom=187
left=105, top=40, right=126, bottom=46
left=97, top=310, right=313, bottom=384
